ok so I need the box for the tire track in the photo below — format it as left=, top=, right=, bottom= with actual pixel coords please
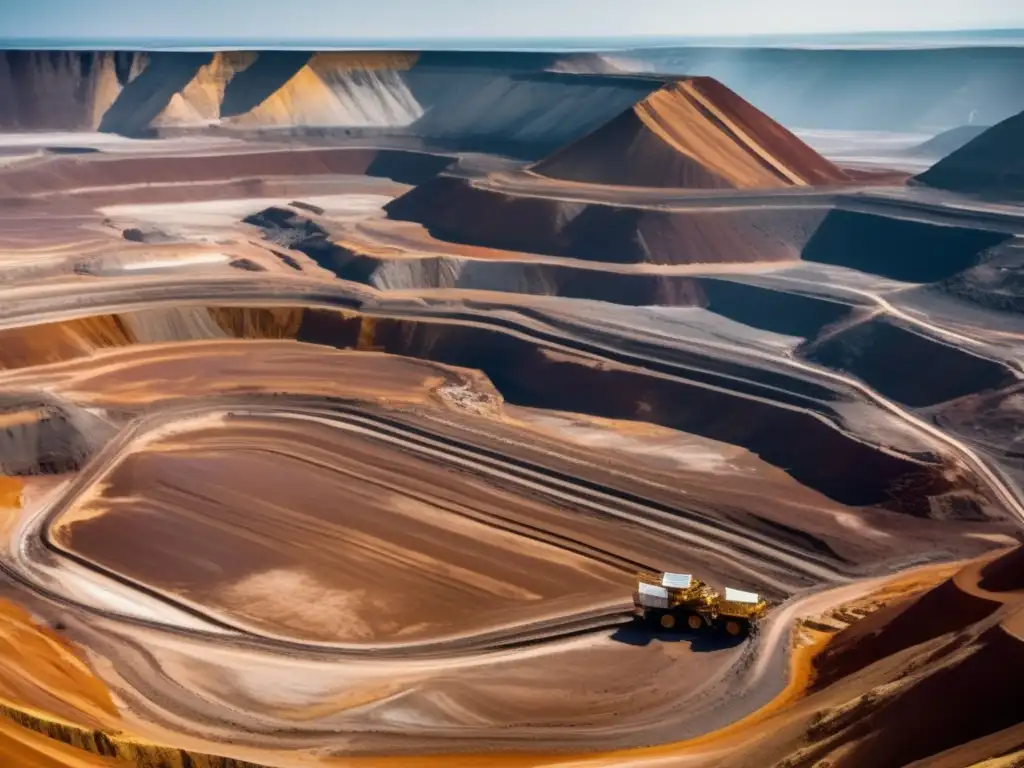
left=3, top=394, right=862, bottom=660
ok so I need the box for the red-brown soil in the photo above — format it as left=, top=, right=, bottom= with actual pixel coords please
left=384, top=176, right=822, bottom=265
left=0, top=600, right=121, bottom=731
left=50, top=414, right=627, bottom=644
left=0, top=147, right=451, bottom=200
left=0, top=306, right=996, bottom=513
left=532, top=77, right=850, bottom=189
left=794, top=547, right=1024, bottom=768
left=0, top=64, right=1019, bottom=766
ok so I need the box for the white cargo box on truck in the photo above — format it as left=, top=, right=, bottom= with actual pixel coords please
left=723, top=587, right=759, bottom=604
left=636, top=581, right=670, bottom=608
left=661, top=572, right=693, bottom=589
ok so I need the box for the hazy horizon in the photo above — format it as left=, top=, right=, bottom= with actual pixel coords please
left=2, top=28, right=1024, bottom=53
left=1, top=0, right=1024, bottom=48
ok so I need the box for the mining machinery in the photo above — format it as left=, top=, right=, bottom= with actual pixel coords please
left=632, top=571, right=769, bottom=638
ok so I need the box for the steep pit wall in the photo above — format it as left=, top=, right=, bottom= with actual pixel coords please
left=0, top=400, right=115, bottom=476
left=802, top=548, right=1024, bottom=768
left=0, top=50, right=664, bottom=156
left=926, top=382, right=1024, bottom=460
left=244, top=208, right=712, bottom=306
left=802, top=209, right=1011, bottom=282
left=979, top=544, right=1024, bottom=591
left=249, top=209, right=855, bottom=340
left=803, top=619, right=1024, bottom=768
left=0, top=51, right=144, bottom=131
left=364, top=256, right=858, bottom=341
left=0, top=305, right=986, bottom=513
left=384, top=176, right=822, bottom=265
left=812, top=575, right=1003, bottom=690
left=296, top=310, right=964, bottom=511
left=368, top=256, right=710, bottom=306
left=385, top=179, right=1009, bottom=277
left=699, top=279, right=855, bottom=339
left=923, top=239, right=1024, bottom=315
left=799, top=316, right=1017, bottom=408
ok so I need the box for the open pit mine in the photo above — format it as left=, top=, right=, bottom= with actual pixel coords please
left=0, top=48, right=1021, bottom=768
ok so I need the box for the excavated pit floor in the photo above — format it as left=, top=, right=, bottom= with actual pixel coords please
left=0, top=131, right=1020, bottom=764
left=50, top=412, right=628, bottom=645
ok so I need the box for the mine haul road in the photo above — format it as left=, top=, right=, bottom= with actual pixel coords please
left=0, top=271, right=1021, bottom=526
left=473, top=170, right=1024, bottom=232
left=0, top=394, right=963, bottom=751
left=7, top=399, right=633, bottom=658
left=9, top=396, right=853, bottom=646
left=0, top=286, right=1016, bottom=748
left=0, top=272, right=1019, bottom=528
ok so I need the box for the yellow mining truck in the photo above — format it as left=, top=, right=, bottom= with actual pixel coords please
left=632, top=571, right=768, bottom=638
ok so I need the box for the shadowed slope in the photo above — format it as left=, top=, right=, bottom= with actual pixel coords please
left=384, top=176, right=820, bottom=265
left=979, top=544, right=1024, bottom=591
left=0, top=51, right=659, bottom=154
left=0, top=52, right=131, bottom=131
left=531, top=77, right=849, bottom=189
left=799, top=316, right=1017, bottom=408
left=98, top=52, right=212, bottom=135
left=915, top=109, right=1024, bottom=198
left=800, top=548, right=1024, bottom=768
left=801, top=209, right=1010, bottom=282
left=219, top=51, right=312, bottom=117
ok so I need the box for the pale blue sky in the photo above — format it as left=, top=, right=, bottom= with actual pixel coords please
left=1, top=0, right=1022, bottom=43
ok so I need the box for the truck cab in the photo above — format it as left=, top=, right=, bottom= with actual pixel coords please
left=716, top=587, right=768, bottom=637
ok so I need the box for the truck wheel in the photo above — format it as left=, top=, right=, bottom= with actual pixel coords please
left=687, top=614, right=703, bottom=630
left=660, top=613, right=676, bottom=630
left=724, top=619, right=746, bottom=637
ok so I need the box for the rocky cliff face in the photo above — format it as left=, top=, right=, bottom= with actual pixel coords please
left=5, top=47, right=1023, bottom=141
left=0, top=50, right=661, bottom=155
left=0, top=51, right=145, bottom=130
left=0, top=399, right=115, bottom=476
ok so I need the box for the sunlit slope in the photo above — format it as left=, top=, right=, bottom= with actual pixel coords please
left=0, top=51, right=662, bottom=153
left=531, top=77, right=850, bottom=189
